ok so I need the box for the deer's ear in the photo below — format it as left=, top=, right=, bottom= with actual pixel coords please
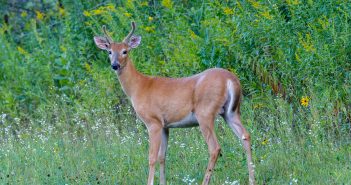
left=94, top=36, right=110, bottom=50
left=128, top=35, right=141, bottom=49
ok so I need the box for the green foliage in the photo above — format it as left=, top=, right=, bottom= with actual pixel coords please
left=0, top=0, right=350, bottom=184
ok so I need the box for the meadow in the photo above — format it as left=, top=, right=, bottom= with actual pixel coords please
left=0, top=0, right=350, bottom=184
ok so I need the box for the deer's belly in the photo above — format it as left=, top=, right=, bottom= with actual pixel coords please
left=165, top=112, right=198, bottom=128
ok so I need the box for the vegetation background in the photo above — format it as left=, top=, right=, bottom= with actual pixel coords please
left=0, top=0, right=350, bottom=184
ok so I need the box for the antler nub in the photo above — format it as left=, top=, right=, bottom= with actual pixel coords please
left=123, top=21, right=136, bottom=43
left=102, top=25, right=112, bottom=44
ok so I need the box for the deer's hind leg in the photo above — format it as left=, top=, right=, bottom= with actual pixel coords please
left=223, top=101, right=255, bottom=184
left=195, top=112, right=221, bottom=185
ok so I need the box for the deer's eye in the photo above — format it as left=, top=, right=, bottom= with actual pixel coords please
left=122, top=50, right=127, bottom=55
left=108, top=51, right=112, bottom=55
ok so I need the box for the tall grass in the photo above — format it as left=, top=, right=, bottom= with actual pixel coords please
left=0, top=0, right=350, bottom=184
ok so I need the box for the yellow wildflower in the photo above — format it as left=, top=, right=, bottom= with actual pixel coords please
left=84, top=21, right=92, bottom=26
left=78, top=80, right=86, bottom=86
left=251, top=19, right=259, bottom=27
left=248, top=0, right=261, bottom=9
left=21, top=11, right=27, bottom=18
left=300, top=96, right=310, bottom=107
left=83, top=10, right=91, bottom=17
left=298, top=33, right=315, bottom=52
left=261, top=138, right=269, bottom=145
left=295, top=52, right=301, bottom=62
left=35, top=11, right=44, bottom=21
left=260, top=154, right=267, bottom=161
left=140, top=1, right=148, bottom=6
left=144, top=26, right=155, bottom=33
left=223, top=7, right=234, bottom=15
left=287, top=0, right=299, bottom=5
left=59, top=7, right=66, bottom=16
left=105, top=3, right=115, bottom=11
left=162, top=0, right=173, bottom=9
left=92, top=9, right=105, bottom=15
left=85, top=63, right=92, bottom=73
left=17, top=46, right=28, bottom=56
left=317, top=16, right=329, bottom=30
left=148, top=16, right=153, bottom=22
left=260, top=11, right=272, bottom=19
left=253, top=103, right=263, bottom=109
left=188, top=29, right=198, bottom=39
left=124, top=12, right=132, bottom=18
left=126, top=0, right=134, bottom=9
left=236, top=1, right=243, bottom=11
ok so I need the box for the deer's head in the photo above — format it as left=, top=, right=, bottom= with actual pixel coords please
left=94, top=22, right=141, bottom=71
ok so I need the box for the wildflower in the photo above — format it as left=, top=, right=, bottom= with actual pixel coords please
left=83, top=10, right=91, bottom=17
left=126, top=0, right=134, bottom=9
left=223, top=7, right=234, bottom=15
left=248, top=0, right=261, bottom=9
left=260, top=11, right=272, bottom=19
left=295, top=52, right=301, bottom=62
left=124, top=12, right=132, bottom=18
left=236, top=1, right=243, bottom=11
left=144, top=26, right=155, bottom=33
left=317, top=16, right=329, bottom=30
left=298, top=33, right=315, bottom=52
left=35, top=11, right=44, bottom=21
left=261, top=138, right=268, bottom=145
left=253, top=103, right=263, bottom=109
left=287, top=0, right=299, bottom=5
left=84, top=21, right=92, bottom=26
left=260, top=154, right=267, bottom=161
left=59, top=7, right=66, bottom=16
left=162, top=0, right=173, bottom=9
left=300, top=96, right=310, bottom=107
left=85, top=63, right=92, bottom=73
left=17, top=46, right=28, bottom=55
left=1, top=113, right=7, bottom=123
left=140, top=1, right=148, bottom=6
left=105, top=3, right=115, bottom=11
left=92, top=9, right=105, bottom=15
left=188, top=29, right=198, bottom=39
left=21, top=11, right=27, bottom=18
left=148, top=16, right=153, bottom=22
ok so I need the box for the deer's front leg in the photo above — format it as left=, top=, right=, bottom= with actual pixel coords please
left=158, top=128, right=169, bottom=185
left=147, top=123, right=163, bottom=185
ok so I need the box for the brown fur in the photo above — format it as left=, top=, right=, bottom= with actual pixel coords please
left=94, top=23, right=255, bottom=185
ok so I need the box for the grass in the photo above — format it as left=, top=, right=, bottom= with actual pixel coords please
left=0, top=0, right=350, bottom=184
left=1, top=95, right=350, bottom=184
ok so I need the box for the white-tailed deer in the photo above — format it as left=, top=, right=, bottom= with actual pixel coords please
left=94, top=22, right=255, bottom=185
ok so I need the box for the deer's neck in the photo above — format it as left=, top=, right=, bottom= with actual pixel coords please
left=117, top=59, right=148, bottom=98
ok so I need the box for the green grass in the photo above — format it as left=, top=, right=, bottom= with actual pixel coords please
left=0, top=0, right=350, bottom=184
left=1, top=96, right=350, bottom=184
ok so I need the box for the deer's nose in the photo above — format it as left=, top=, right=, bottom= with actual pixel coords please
left=111, top=63, right=120, bottom=70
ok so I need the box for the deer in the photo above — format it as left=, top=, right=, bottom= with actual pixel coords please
left=93, top=22, right=255, bottom=185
